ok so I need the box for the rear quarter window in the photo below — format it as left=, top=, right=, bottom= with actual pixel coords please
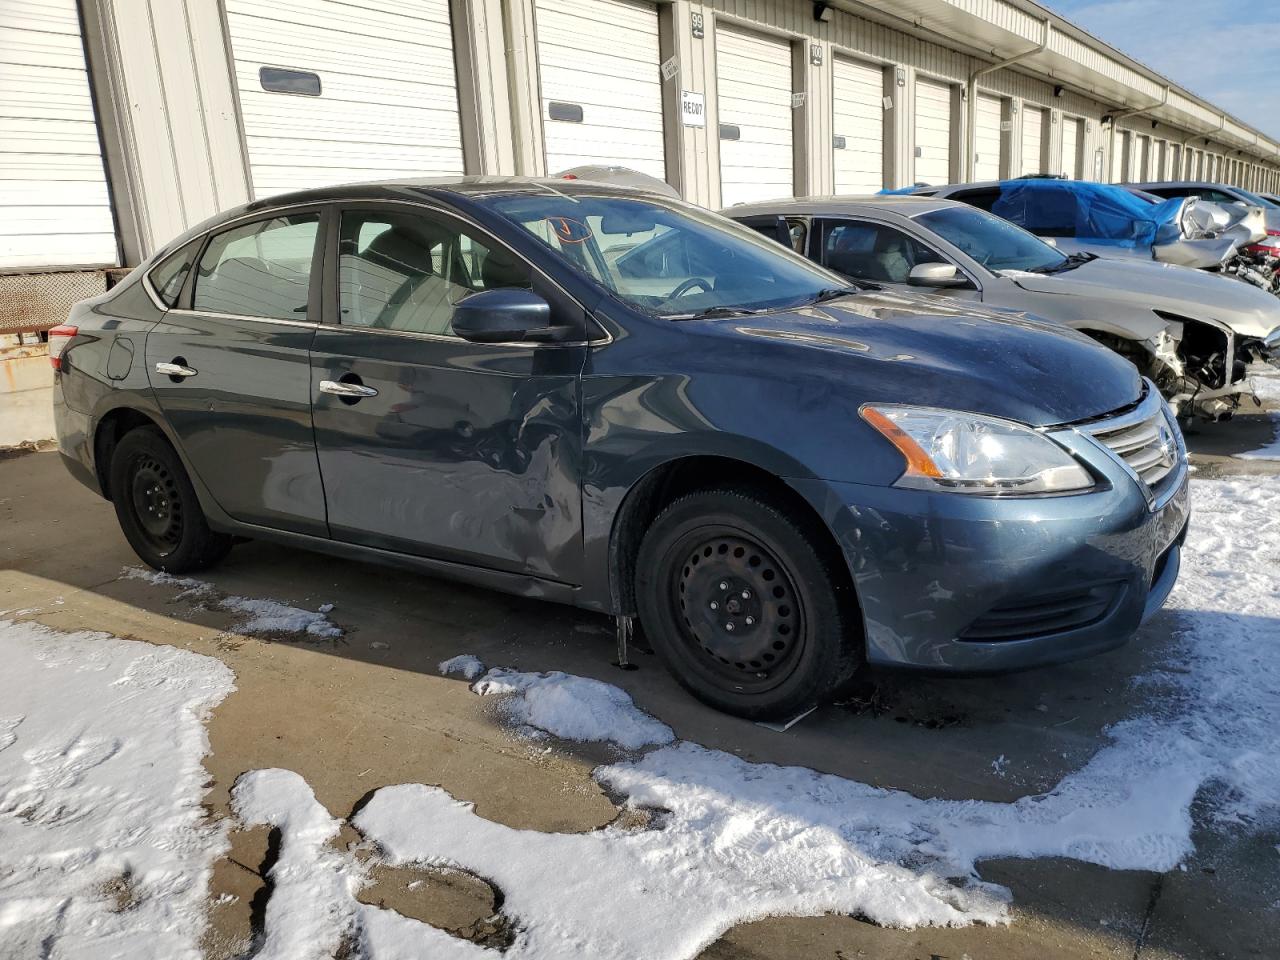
left=148, top=239, right=203, bottom=307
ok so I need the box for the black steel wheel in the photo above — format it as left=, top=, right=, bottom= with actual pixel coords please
left=636, top=488, right=863, bottom=719
left=108, top=426, right=233, bottom=573
left=127, top=454, right=185, bottom=554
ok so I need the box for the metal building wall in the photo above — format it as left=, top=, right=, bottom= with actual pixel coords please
left=64, top=0, right=1280, bottom=269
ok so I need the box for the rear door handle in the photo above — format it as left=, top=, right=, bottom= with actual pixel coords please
left=155, top=361, right=197, bottom=378
left=319, top=379, right=378, bottom=398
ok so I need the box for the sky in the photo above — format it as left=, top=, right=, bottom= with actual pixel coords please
left=1046, top=0, right=1280, bottom=139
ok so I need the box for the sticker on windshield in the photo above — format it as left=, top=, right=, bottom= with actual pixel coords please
left=546, top=217, right=592, bottom=244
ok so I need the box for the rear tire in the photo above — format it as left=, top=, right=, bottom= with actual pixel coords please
left=635, top=488, right=862, bottom=720
left=108, top=426, right=233, bottom=573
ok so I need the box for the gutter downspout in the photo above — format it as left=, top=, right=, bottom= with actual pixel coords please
left=965, top=18, right=1051, bottom=181
left=1105, top=85, right=1169, bottom=181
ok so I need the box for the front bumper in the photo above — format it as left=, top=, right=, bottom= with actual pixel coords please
left=790, top=441, right=1190, bottom=673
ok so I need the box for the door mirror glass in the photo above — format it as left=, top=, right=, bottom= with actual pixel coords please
left=451, top=288, right=555, bottom=343
left=908, top=262, right=966, bottom=287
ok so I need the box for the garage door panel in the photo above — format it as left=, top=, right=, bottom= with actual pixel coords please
left=974, top=92, right=1002, bottom=181
left=833, top=57, right=883, bottom=193
left=535, top=0, right=665, bottom=179
left=0, top=0, right=115, bottom=269
left=1020, top=107, right=1044, bottom=176
left=226, top=0, right=464, bottom=198
left=718, top=26, right=793, bottom=206
left=1061, top=117, right=1081, bottom=180
left=914, top=77, right=952, bottom=185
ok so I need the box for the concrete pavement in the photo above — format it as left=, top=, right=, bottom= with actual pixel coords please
left=2, top=398, right=1278, bottom=959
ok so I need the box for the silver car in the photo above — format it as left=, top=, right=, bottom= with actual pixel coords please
left=727, top=195, right=1280, bottom=420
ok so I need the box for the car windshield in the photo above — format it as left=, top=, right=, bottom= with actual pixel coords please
left=1232, top=187, right=1279, bottom=209
left=916, top=205, right=1069, bottom=274
left=478, top=192, right=845, bottom=317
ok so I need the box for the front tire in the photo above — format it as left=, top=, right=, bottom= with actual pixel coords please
left=635, top=488, right=862, bottom=719
left=108, top=426, right=233, bottom=573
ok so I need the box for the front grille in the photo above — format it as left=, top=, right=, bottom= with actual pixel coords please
left=1079, top=384, right=1182, bottom=493
left=960, top=581, right=1122, bottom=641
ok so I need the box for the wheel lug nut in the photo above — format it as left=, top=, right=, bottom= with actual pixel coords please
left=719, top=581, right=728, bottom=591
left=745, top=616, right=755, bottom=626
left=709, top=601, right=718, bottom=610
left=725, top=622, right=735, bottom=631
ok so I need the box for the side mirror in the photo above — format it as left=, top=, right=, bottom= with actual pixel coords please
left=907, top=262, right=967, bottom=287
left=452, top=288, right=560, bottom=343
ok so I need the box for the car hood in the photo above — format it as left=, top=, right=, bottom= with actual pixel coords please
left=1001, top=257, right=1280, bottom=339
left=725, top=290, right=1141, bottom=427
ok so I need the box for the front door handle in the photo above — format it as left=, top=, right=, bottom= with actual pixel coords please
left=156, top=361, right=197, bottom=378
left=319, top=379, right=379, bottom=398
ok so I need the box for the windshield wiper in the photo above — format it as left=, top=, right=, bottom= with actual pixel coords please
left=808, top=284, right=874, bottom=304
left=1030, top=252, right=1097, bottom=275
left=666, top=305, right=768, bottom=321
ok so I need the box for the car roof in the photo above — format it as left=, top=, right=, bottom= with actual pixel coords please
left=723, top=195, right=963, bottom=218
left=1129, top=181, right=1240, bottom=191
left=238, top=175, right=658, bottom=212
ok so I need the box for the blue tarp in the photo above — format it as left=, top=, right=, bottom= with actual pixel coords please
left=990, top=180, right=1185, bottom=250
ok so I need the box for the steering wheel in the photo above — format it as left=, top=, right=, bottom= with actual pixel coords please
left=667, top=277, right=713, bottom=298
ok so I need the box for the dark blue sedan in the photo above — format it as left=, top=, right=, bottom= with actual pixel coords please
left=49, top=178, right=1188, bottom=718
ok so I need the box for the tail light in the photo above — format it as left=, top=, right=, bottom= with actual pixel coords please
left=1244, top=230, right=1280, bottom=257
left=47, top=325, right=78, bottom=371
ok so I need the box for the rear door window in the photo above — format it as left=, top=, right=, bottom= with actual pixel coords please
left=817, top=219, right=945, bottom=283
left=192, top=214, right=320, bottom=320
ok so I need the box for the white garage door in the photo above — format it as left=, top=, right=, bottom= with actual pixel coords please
left=717, top=26, right=793, bottom=206
left=225, top=0, right=464, bottom=199
left=1020, top=106, right=1045, bottom=176
left=535, top=0, right=665, bottom=179
left=1061, top=117, right=1082, bottom=180
left=832, top=57, right=883, bottom=194
left=974, top=92, right=1003, bottom=182
left=913, top=76, right=952, bottom=186
left=1, top=0, right=116, bottom=270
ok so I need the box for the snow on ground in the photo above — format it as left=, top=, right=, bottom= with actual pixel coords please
left=233, top=476, right=1280, bottom=959
left=1251, top=371, right=1280, bottom=403
left=1235, top=412, right=1280, bottom=460
left=0, top=618, right=234, bottom=959
left=471, top=668, right=675, bottom=749
left=122, top=566, right=342, bottom=639
left=7, top=475, right=1277, bottom=958
left=438, top=654, right=486, bottom=680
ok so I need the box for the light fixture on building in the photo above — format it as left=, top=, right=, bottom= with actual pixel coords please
left=813, top=2, right=833, bottom=22
left=1053, top=85, right=1065, bottom=98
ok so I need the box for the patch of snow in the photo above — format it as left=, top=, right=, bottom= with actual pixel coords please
left=991, top=755, right=1008, bottom=777
left=0, top=618, right=234, bottom=958
left=472, top=668, right=675, bottom=750
left=438, top=654, right=486, bottom=681
left=318, top=603, right=335, bottom=614
left=233, top=770, right=491, bottom=960
left=1233, top=412, right=1280, bottom=460
left=240, top=476, right=1280, bottom=957
left=122, top=566, right=342, bottom=639
left=219, top=595, right=343, bottom=639
left=232, top=769, right=362, bottom=960
left=1251, top=372, right=1280, bottom=403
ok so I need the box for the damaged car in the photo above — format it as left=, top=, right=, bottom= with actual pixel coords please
left=53, top=178, right=1189, bottom=720
left=727, top=195, right=1280, bottom=420
left=911, top=178, right=1278, bottom=295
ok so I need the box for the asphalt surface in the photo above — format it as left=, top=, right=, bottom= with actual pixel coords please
left=1, top=393, right=1277, bottom=959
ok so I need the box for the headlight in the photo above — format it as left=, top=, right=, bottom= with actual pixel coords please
left=860, top=405, right=1094, bottom=495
